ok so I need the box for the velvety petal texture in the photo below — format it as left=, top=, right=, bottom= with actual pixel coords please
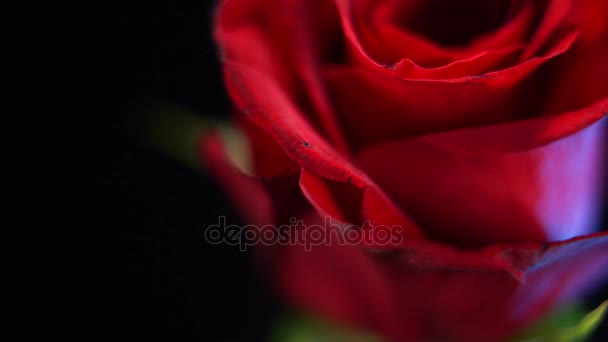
left=211, top=0, right=608, bottom=340
left=200, top=132, right=608, bottom=342
left=357, top=100, right=607, bottom=247
left=270, top=232, right=608, bottom=342
left=326, top=30, right=576, bottom=149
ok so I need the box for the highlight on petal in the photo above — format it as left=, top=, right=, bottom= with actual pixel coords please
left=356, top=105, right=607, bottom=247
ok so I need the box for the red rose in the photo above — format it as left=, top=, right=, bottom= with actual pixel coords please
left=204, top=0, right=608, bottom=341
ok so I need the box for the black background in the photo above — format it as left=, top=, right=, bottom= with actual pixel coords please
left=88, top=2, right=281, bottom=341
left=37, top=1, right=606, bottom=341
left=36, top=2, right=279, bottom=341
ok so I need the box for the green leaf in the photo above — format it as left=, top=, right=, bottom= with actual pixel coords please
left=570, top=300, right=608, bottom=341
left=271, top=313, right=384, bottom=342
left=513, top=300, right=608, bottom=342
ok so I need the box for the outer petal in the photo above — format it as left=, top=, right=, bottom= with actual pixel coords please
left=267, top=230, right=608, bottom=342
left=201, top=119, right=608, bottom=342
left=219, top=58, right=426, bottom=239
left=216, top=0, right=351, bottom=154
left=201, top=123, right=313, bottom=227
left=215, top=0, right=429, bottom=238
left=200, top=130, right=276, bottom=226
left=357, top=100, right=607, bottom=247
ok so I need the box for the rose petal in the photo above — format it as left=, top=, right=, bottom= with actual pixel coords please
left=325, top=30, right=577, bottom=148
left=235, top=114, right=295, bottom=178
left=522, top=0, right=608, bottom=60
left=299, top=169, right=364, bottom=226
left=389, top=46, right=524, bottom=80
left=356, top=100, right=607, bottom=247
left=543, top=33, right=608, bottom=114
left=201, top=106, right=608, bottom=342
left=216, top=0, right=351, bottom=153
left=267, top=229, right=608, bottom=341
left=299, top=169, right=424, bottom=245
left=220, top=58, right=426, bottom=238
left=201, top=131, right=275, bottom=226
left=335, top=0, right=536, bottom=73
